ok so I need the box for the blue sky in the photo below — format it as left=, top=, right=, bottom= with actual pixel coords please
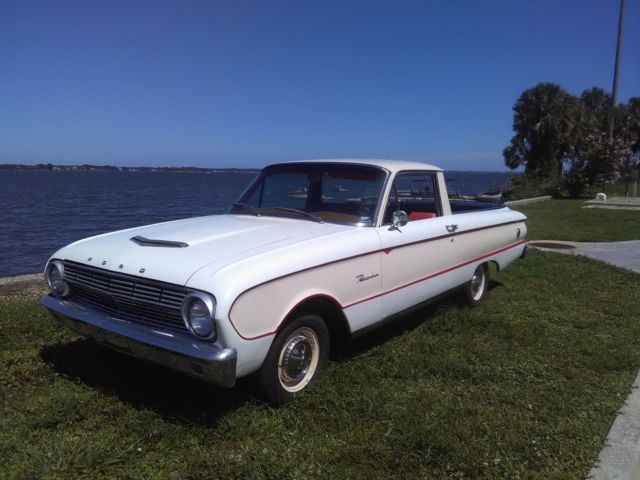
left=1, top=1, right=639, bottom=171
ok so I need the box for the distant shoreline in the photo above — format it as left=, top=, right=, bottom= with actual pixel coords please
left=0, top=163, right=261, bottom=173
left=0, top=163, right=517, bottom=175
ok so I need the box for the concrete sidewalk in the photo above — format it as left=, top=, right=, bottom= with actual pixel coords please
left=576, top=241, right=640, bottom=274
left=585, top=197, right=640, bottom=212
left=529, top=240, right=640, bottom=275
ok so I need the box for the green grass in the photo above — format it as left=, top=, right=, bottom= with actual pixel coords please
left=513, top=199, right=640, bottom=242
left=2, top=250, right=640, bottom=479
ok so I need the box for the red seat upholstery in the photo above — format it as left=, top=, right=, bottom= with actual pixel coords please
left=408, top=212, right=436, bottom=221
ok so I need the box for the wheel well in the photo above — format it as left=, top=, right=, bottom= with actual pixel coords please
left=281, top=295, right=351, bottom=347
left=487, top=260, right=500, bottom=272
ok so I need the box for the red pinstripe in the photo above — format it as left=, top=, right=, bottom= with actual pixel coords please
left=343, top=240, right=526, bottom=308
left=229, top=239, right=526, bottom=341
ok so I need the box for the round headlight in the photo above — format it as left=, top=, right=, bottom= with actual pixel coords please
left=181, top=292, right=216, bottom=340
left=45, top=260, right=70, bottom=297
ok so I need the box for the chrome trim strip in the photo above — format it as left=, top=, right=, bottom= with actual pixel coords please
left=41, top=295, right=237, bottom=387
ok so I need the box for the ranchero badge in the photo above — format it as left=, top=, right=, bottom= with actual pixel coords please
left=356, top=273, right=379, bottom=283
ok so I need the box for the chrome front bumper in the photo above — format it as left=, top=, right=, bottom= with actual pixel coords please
left=40, top=295, right=237, bottom=388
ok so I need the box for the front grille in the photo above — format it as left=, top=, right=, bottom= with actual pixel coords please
left=63, top=261, right=189, bottom=333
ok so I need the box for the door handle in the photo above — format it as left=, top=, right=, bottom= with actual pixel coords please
left=446, top=224, right=458, bottom=233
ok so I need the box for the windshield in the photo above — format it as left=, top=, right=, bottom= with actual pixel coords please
left=231, top=163, right=387, bottom=225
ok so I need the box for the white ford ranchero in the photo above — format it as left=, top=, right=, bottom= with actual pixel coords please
left=41, top=159, right=527, bottom=404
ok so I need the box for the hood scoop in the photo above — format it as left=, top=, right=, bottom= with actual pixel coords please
left=130, top=235, right=189, bottom=248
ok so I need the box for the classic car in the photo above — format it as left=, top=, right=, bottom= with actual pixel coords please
left=41, top=159, right=527, bottom=404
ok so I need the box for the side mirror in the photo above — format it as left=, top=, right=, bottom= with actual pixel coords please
left=391, top=210, right=408, bottom=228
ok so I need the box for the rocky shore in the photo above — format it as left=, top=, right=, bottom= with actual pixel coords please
left=0, top=273, right=47, bottom=300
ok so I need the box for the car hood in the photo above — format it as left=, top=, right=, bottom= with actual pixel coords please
left=55, top=214, right=346, bottom=285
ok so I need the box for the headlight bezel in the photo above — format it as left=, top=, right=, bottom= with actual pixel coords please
left=181, top=291, right=217, bottom=341
left=45, top=260, right=71, bottom=297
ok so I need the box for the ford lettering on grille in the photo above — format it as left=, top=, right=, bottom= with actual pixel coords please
left=63, top=261, right=189, bottom=333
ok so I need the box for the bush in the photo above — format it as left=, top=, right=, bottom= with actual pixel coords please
left=502, top=174, right=559, bottom=200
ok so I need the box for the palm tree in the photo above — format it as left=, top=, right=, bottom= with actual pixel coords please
left=504, top=83, right=576, bottom=182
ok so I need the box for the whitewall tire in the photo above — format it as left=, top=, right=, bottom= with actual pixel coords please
left=257, top=314, right=329, bottom=405
left=463, top=264, right=488, bottom=307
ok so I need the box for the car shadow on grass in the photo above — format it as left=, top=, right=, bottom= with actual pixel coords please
left=334, top=279, right=503, bottom=360
left=39, top=339, right=255, bottom=426
left=39, top=279, right=503, bottom=423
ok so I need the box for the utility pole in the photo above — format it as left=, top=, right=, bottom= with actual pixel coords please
left=609, top=0, right=626, bottom=141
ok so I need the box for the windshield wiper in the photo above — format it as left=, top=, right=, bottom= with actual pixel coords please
left=232, top=202, right=261, bottom=217
left=272, top=207, right=324, bottom=224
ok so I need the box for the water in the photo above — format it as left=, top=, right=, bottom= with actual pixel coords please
left=0, top=170, right=255, bottom=277
left=444, top=171, right=513, bottom=196
left=0, top=169, right=512, bottom=277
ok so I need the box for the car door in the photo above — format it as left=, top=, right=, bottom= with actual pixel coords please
left=376, top=171, right=463, bottom=318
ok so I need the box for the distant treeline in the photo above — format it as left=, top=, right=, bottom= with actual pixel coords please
left=0, top=163, right=261, bottom=173
left=503, top=83, right=639, bottom=197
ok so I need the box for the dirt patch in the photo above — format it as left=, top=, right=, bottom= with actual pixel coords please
left=529, top=241, right=577, bottom=251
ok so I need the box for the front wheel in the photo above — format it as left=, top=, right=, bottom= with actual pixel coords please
left=463, top=264, right=488, bottom=307
left=257, top=314, right=329, bottom=405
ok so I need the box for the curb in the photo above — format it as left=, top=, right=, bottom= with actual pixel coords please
left=505, top=195, right=552, bottom=206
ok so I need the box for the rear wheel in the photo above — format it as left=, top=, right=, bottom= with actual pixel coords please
left=463, top=264, right=488, bottom=307
left=257, top=314, right=329, bottom=405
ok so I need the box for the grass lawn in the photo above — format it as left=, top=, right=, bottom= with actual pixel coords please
left=2, top=200, right=640, bottom=479
left=512, top=199, right=640, bottom=242
left=2, top=250, right=640, bottom=479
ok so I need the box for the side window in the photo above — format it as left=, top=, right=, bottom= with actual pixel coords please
left=384, top=172, right=440, bottom=224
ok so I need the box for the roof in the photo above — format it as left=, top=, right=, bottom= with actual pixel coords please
left=274, top=158, right=443, bottom=174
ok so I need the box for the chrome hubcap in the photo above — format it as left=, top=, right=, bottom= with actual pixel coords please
left=278, top=327, right=320, bottom=393
left=282, top=336, right=311, bottom=382
left=470, top=267, right=485, bottom=300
